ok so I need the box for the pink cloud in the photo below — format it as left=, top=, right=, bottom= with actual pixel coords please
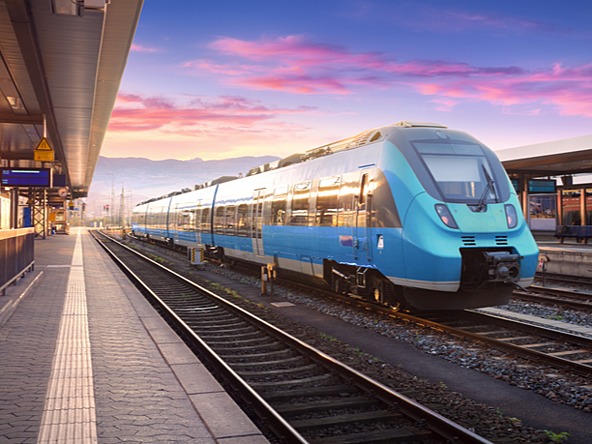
left=188, top=35, right=525, bottom=88
left=185, top=35, right=388, bottom=94
left=208, top=35, right=383, bottom=67
left=131, top=43, right=160, bottom=53
left=108, top=92, right=315, bottom=133
left=239, top=75, right=351, bottom=95
left=185, top=34, right=592, bottom=118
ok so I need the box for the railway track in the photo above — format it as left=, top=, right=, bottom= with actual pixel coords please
left=92, top=230, right=491, bottom=444
left=535, top=271, right=592, bottom=287
left=304, top=291, right=592, bottom=378
left=414, top=310, right=592, bottom=377
left=513, top=285, right=592, bottom=311
left=124, top=232, right=592, bottom=379
left=310, top=288, right=592, bottom=377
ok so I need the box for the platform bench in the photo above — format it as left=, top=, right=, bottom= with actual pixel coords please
left=554, top=225, right=592, bottom=244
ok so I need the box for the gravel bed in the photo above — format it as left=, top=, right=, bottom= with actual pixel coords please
left=239, top=272, right=592, bottom=412
left=495, top=299, right=592, bottom=333
left=125, top=240, right=589, bottom=442
left=203, top=267, right=560, bottom=442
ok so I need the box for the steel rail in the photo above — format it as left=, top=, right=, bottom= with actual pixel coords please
left=514, top=286, right=592, bottom=311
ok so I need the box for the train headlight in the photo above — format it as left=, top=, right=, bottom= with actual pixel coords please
left=435, top=204, right=458, bottom=229
left=505, top=204, right=518, bottom=229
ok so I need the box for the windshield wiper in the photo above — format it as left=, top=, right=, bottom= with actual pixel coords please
left=476, top=164, right=497, bottom=211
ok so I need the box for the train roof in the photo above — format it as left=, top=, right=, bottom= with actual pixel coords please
left=135, top=121, right=447, bottom=207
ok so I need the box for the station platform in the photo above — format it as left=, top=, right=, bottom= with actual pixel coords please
left=536, top=237, right=592, bottom=278
left=0, top=228, right=268, bottom=444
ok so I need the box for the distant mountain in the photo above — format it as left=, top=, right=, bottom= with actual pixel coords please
left=85, top=155, right=279, bottom=218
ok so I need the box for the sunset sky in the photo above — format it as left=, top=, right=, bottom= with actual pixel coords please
left=102, top=0, right=592, bottom=161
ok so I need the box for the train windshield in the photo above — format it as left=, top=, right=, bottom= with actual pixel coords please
left=413, top=141, right=500, bottom=204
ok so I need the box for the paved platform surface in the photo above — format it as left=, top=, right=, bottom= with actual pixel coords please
left=0, top=228, right=268, bottom=443
left=479, top=306, right=592, bottom=338
left=537, top=239, right=592, bottom=278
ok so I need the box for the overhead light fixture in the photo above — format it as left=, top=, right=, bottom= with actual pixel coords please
left=6, top=96, right=23, bottom=110
left=84, top=0, right=110, bottom=11
left=51, top=0, right=81, bottom=16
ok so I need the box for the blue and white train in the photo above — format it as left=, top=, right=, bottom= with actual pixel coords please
left=132, top=121, right=539, bottom=310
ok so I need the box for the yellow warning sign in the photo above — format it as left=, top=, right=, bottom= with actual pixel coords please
left=34, top=137, right=54, bottom=162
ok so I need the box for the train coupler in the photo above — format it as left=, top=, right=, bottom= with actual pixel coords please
left=483, top=251, right=521, bottom=283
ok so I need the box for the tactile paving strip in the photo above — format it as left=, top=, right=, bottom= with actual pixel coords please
left=38, top=231, right=97, bottom=443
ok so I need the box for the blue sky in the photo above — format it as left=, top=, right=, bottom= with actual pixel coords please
left=102, top=0, right=592, bottom=160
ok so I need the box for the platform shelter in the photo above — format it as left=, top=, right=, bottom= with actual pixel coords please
left=497, top=134, right=592, bottom=233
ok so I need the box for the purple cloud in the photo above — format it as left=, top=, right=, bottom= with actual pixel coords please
left=186, top=34, right=592, bottom=117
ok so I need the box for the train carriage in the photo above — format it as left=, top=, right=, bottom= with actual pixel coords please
left=132, top=121, right=539, bottom=310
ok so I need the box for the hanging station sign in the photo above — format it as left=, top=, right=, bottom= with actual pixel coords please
left=33, top=137, right=55, bottom=162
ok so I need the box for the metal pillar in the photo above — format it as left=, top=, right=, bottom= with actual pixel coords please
left=520, top=175, right=529, bottom=219
left=30, top=188, right=47, bottom=238
left=9, top=188, right=19, bottom=229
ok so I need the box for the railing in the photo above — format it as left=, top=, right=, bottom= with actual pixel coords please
left=0, top=228, right=35, bottom=295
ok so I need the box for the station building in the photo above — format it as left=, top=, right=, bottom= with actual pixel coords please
left=498, top=134, right=592, bottom=233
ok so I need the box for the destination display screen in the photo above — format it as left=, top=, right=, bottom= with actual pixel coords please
left=528, top=179, right=556, bottom=193
left=1, top=168, right=52, bottom=187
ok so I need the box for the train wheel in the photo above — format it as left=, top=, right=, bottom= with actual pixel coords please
left=371, top=279, right=388, bottom=305
left=371, top=278, right=404, bottom=311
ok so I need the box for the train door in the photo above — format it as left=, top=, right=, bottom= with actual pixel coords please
left=195, top=207, right=202, bottom=245
left=251, top=189, right=265, bottom=255
left=172, top=202, right=181, bottom=243
left=354, top=172, right=372, bottom=263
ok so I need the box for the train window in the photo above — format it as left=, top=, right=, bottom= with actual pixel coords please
left=270, top=187, right=288, bottom=225
left=337, top=174, right=357, bottom=227
left=200, top=207, right=210, bottom=232
left=411, top=140, right=509, bottom=204
left=356, top=174, right=369, bottom=228
left=289, top=181, right=311, bottom=226
left=177, top=208, right=194, bottom=232
left=237, top=204, right=249, bottom=236
left=359, top=174, right=368, bottom=207
left=214, top=206, right=225, bottom=234
left=195, top=208, right=202, bottom=232
left=316, top=176, right=340, bottom=226
left=158, top=205, right=167, bottom=232
left=191, top=209, right=198, bottom=230
left=371, top=172, right=401, bottom=228
left=422, top=154, right=495, bottom=201
left=225, top=206, right=236, bottom=235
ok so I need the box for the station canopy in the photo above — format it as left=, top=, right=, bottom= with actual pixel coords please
left=497, top=134, right=592, bottom=178
left=0, top=0, right=142, bottom=201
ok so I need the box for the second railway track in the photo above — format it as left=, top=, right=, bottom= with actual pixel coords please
left=514, top=285, right=592, bottom=311
left=92, top=230, right=491, bottom=444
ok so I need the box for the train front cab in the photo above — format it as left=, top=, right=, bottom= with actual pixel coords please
left=390, top=127, right=539, bottom=310
left=400, top=193, right=538, bottom=310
